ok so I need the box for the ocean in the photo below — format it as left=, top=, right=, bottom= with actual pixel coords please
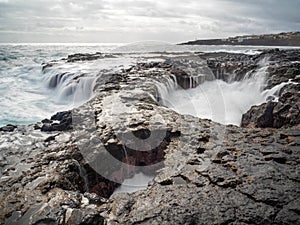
left=0, top=43, right=297, bottom=127
left=0, top=43, right=121, bottom=127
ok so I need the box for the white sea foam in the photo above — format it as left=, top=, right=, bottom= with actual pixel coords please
left=43, top=56, right=136, bottom=105
left=112, top=172, right=153, bottom=195
left=0, top=43, right=298, bottom=127
left=160, top=62, right=289, bottom=126
left=0, top=44, right=124, bottom=126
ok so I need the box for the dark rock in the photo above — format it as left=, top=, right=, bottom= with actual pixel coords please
left=241, top=101, right=276, bottom=128
left=41, top=62, right=54, bottom=72
left=168, top=56, right=213, bottom=89
left=266, top=62, right=300, bottom=89
left=64, top=52, right=115, bottom=63
left=50, top=111, right=71, bottom=122
left=64, top=208, right=104, bottom=225
left=242, top=92, right=300, bottom=128
left=241, top=49, right=300, bottom=129
left=83, top=192, right=106, bottom=205
left=1, top=49, right=300, bottom=225
left=0, top=124, right=17, bottom=132
left=171, top=67, right=205, bottom=89
left=279, top=83, right=300, bottom=96
left=200, top=52, right=259, bottom=82
left=34, top=123, right=42, bottom=130
left=44, top=135, right=57, bottom=142
left=41, top=123, right=54, bottom=132
left=42, top=118, right=52, bottom=124
left=41, top=111, right=72, bottom=132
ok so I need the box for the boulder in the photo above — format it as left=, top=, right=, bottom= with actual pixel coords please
left=0, top=124, right=17, bottom=132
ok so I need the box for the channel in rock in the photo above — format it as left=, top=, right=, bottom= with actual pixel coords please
left=1, top=49, right=299, bottom=225
left=158, top=53, right=298, bottom=126
left=71, top=95, right=182, bottom=198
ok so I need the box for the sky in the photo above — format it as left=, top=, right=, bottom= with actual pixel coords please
left=0, top=0, right=299, bottom=43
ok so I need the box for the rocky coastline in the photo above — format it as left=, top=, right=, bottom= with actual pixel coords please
left=180, top=32, right=300, bottom=46
left=0, top=49, right=299, bottom=225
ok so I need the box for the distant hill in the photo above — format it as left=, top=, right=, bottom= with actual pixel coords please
left=180, top=32, right=300, bottom=46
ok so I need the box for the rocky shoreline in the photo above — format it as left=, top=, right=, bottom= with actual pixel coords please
left=180, top=32, right=300, bottom=46
left=0, top=49, right=299, bottom=225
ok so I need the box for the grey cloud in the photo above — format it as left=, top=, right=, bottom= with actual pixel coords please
left=0, top=0, right=299, bottom=43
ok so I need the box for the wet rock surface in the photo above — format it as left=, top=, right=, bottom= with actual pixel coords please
left=241, top=49, right=300, bottom=128
left=0, top=49, right=299, bottom=225
left=41, top=111, right=73, bottom=132
left=63, top=52, right=116, bottom=63
left=0, top=125, right=17, bottom=132
left=241, top=92, right=300, bottom=128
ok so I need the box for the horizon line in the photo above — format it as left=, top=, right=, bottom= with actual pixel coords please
left=0, top=41, right=180, bottom=46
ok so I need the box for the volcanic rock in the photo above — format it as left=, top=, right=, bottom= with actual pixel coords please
left=1, top=49, right=299, bottom=225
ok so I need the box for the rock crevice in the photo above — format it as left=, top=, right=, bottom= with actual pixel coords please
left=0, top=49, right=299, bottom=225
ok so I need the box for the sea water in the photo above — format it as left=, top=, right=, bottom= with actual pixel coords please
left=1, top=42, right=296, bottom=127
left=0, top=42, right=297, bottom=195
left=0, top=44, right=123, bottom=127
left=161, top=64, right=282, bottom=126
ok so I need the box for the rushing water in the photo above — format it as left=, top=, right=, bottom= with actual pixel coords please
left=0, top=42, right=298, bottom=195
left=0, top=43, right=295, bottom=127
left=112, top=172, right=154, bottom=195
left=161, top=63, right=289, bottom=126
left=0, top=44, right=121, bottom=126
left=1, top=43, right=298, bottom=127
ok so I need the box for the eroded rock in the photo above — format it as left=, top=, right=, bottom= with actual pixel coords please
left=1, top=49, right=300, bottom=225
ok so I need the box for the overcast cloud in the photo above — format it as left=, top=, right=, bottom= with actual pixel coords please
left=0, top=0, right=299, bottom=43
